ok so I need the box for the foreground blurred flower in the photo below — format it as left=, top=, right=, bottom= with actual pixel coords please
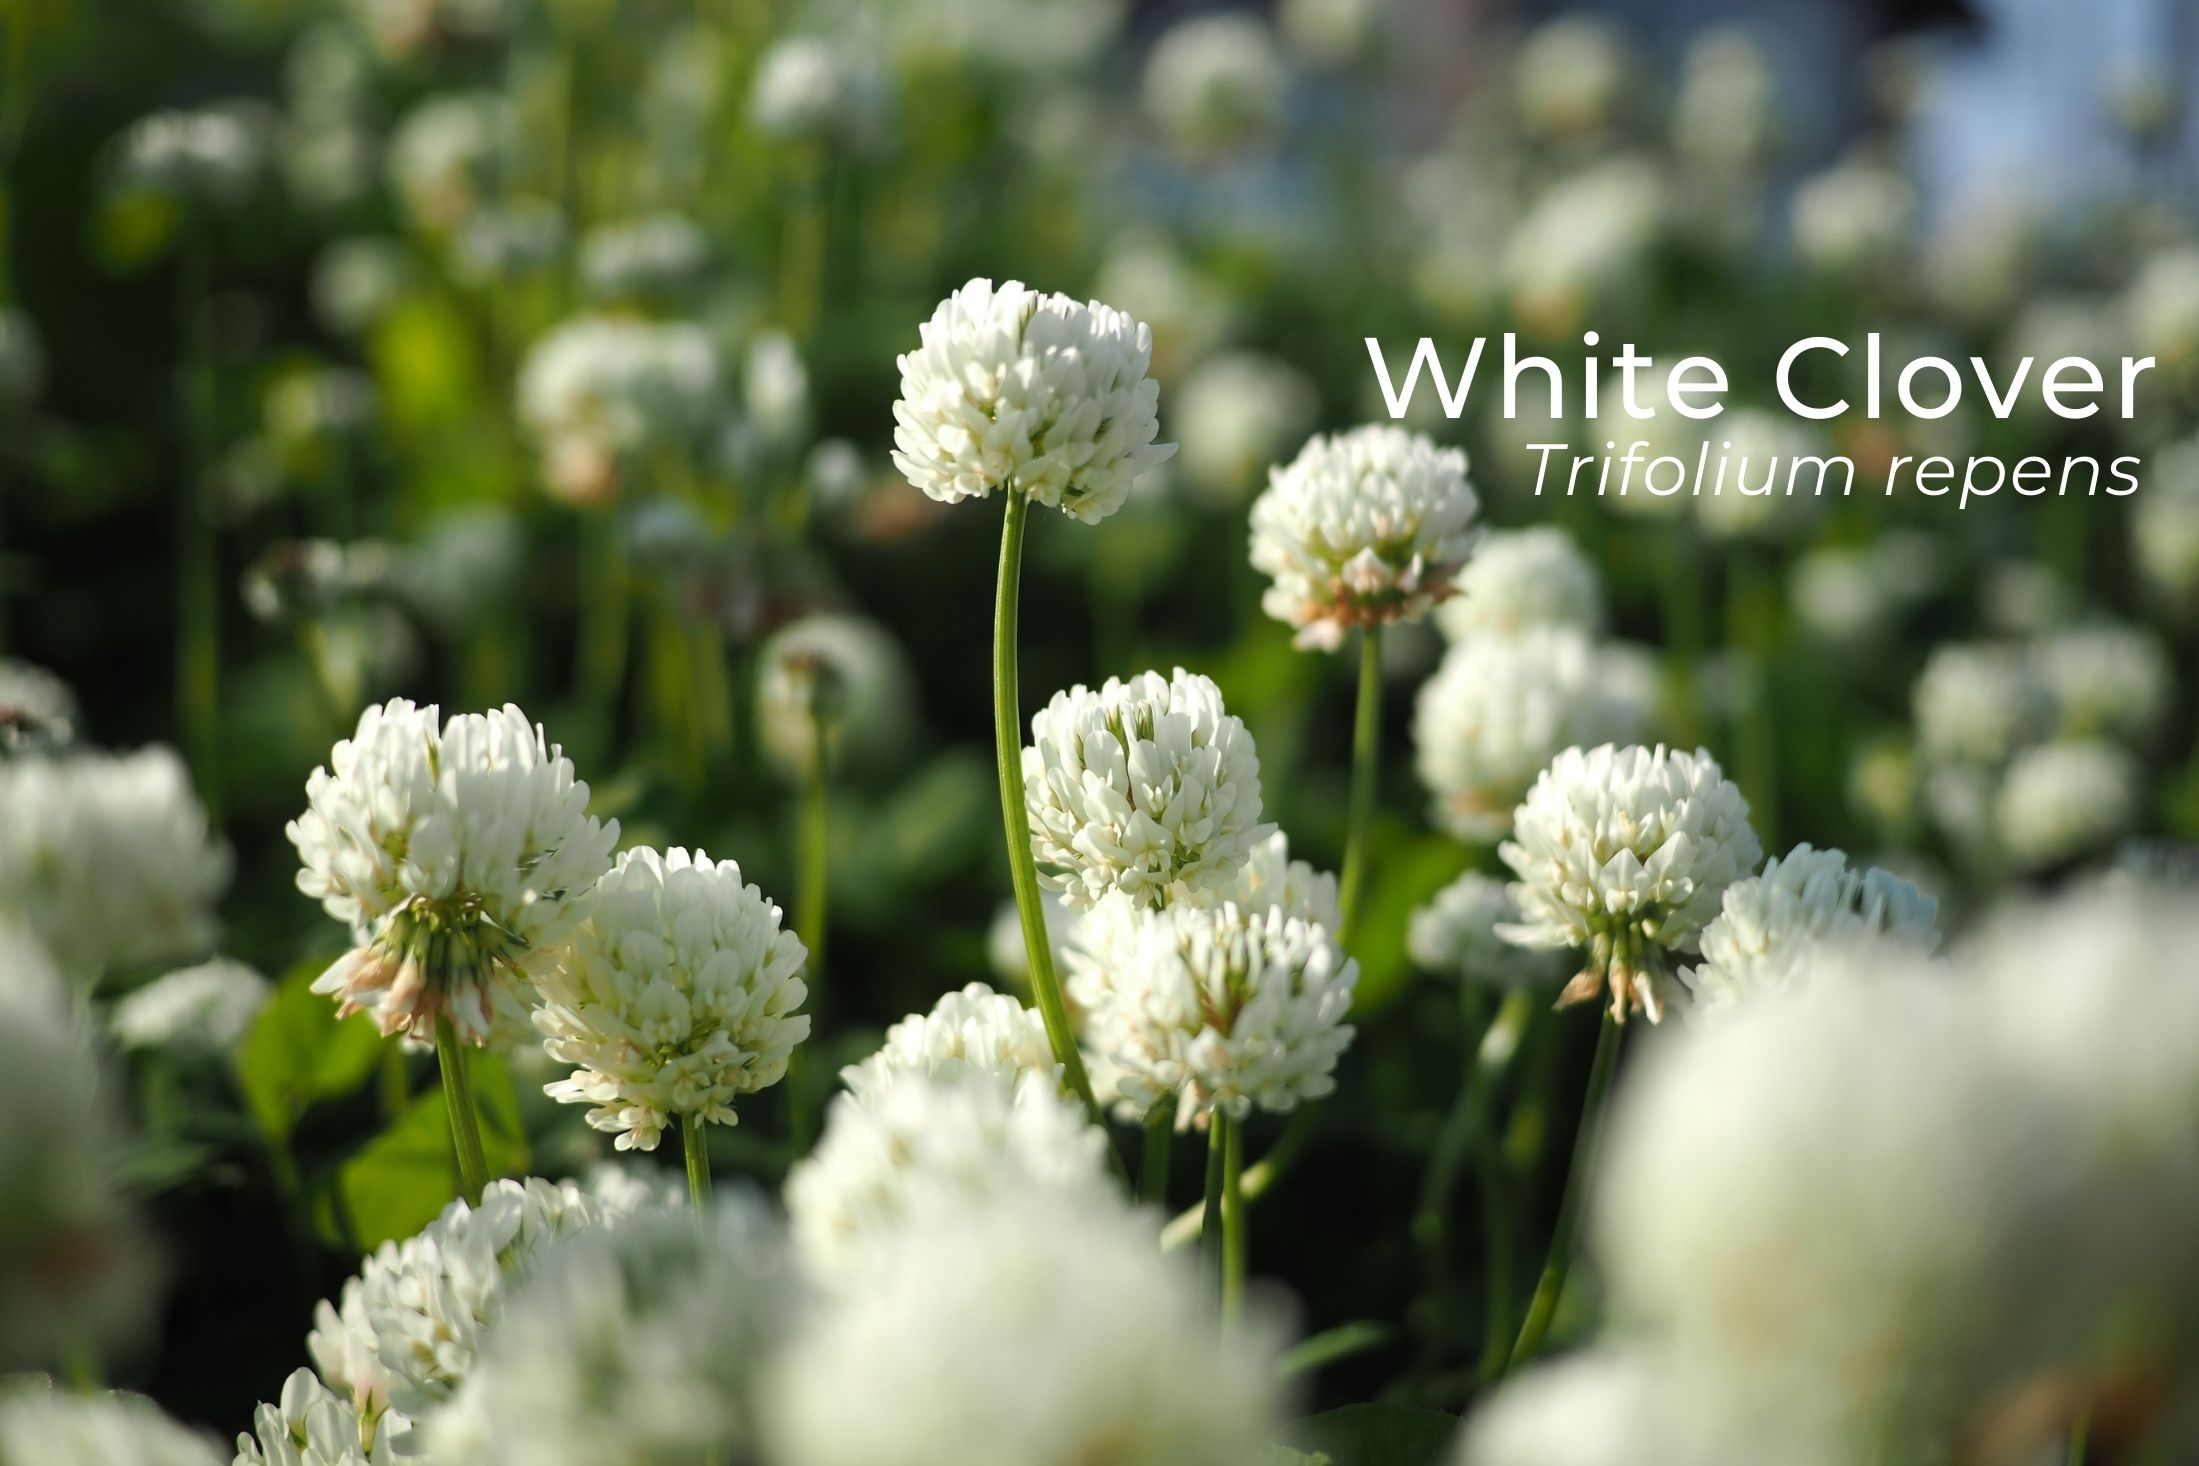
left=0, top=658, right=76, bottom=751
left=1997, top=739, right=2142, bottom=871
left=0, top=746, right=228, bottom=983
left=516, top=315, right=720, bottom=506
left=1501, top=744, right=1761, bottom=1024
left=0, top=1385, right=221, bottom=1466
left=109, top=956, right=269, bottom=1056
left=840, top=981, right=1060, bottom=1104
left=1409, top=871, right=1570, bottom=989
left=427, top=1199, right=798, bottom=1466
left=1414, top=628, right=1656, bottom=843
left=765, top=1191, right=1289, bottom=1466
left=787, top=1069, right=1112, bottom=1283
left=1023, top=667, right=1272, bottom=911
left=533, top=846, right=809, bottom=1172
left=892, top=277, right=1174, bottom=526
left=1452, top=1349, right=1656, bottom=1466
left=235, top=1369, right=392, bottom=1466
left=1433, top=527, right=1603, bottom=641
left=1679, top=845, right=1939, bottom=1016
left=1141, top=13, right=1289, bottom=159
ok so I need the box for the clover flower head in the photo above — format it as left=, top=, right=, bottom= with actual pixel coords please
left=2032, top=622, right=2171, bottom=744
left=1504, top=157, right=1667, bottom=330
left=1023, top=667, right=1273, bottom=911
left=386, top=91, right=509, bottom=232
left=840, top=982, right=1060, bottom=1105
left=1073, top=895, right=1355, bottom=1128
left=516, top=315, right=721, bottom=505
left=749, top=36, right=892, bottom=146
left=109, top=957, right=270, bottom=1056
left=765, top=1191, right=1289, bottom=1466
left=1414, top=628, right=1657, bottom=843
left=1680, top=845, right=1940, bottom=1017
left=1997, top=740, right=2141, bottom=871
left=0, top=746, right=230, bottom=983
left=1433, top=528, right=1604, bottom=641
left=755, top=613, right=917, bottom=783
left=891, top=277, right=1175, bottom=525
left=425, top=1198, right=797, bottom=1466
left=1141, top=13, right=1289, bottom=158
left=1454, top=1350, right=1657, bottom=1466
left=532, top=846, right=809, bottom=1151
left=0, top=659, right=76, bottom=751
left=1251, top=425, right=1482, bottom=650
left=235, top=1369, right=394, bottom=1466
left=1912, top=642, right=2054, bottom=767
left=0, top=1385, right=223, bottom=1466
left=786, top=1068, right=1113, bottom=1283
left=113, top=102, right=269, bottom=208
left=287, top=698, right=618, bottom=1047
left=1499, top=744, right=1762, bottom=1024
left=1173, top=352, right=1318, bottom=505
left=1409, top=871, right=1572, bottom=989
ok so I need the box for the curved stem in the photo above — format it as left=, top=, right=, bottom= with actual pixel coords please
left=434, top=1018, right=490, bottom=1205
left=993, top=491, right=1102, bottom=1119
left=1507, top=1010, right=1624, bottom=1374
left=1201, top=1113, right=1228, bottom=1299
left=1337, top=626, right=1382, bottom=948
left=683, top=1111, right=714, bottom=1212
left=1221, top=1113, right=1247, bottom=1325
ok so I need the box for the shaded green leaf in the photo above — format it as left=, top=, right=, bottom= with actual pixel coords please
left=235, top=956, right=386, bottom=1143
left=324, top=1049, right=531, bottom=1250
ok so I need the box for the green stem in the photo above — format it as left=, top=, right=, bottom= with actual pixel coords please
left=435, top=1017, right=490, bottom=1205
left=1474, top=990, right=1536, bottom=1384
left=379, top=1043, right=409, bottom=1121
left=1507, top=1010, right=1624, bottom=1374
left=1221, top=1112, right=1247, bottom=1324
left=1201, top=1112, right=1228, bottom=1298
left=2066, top=1398, right=2090, bottom=1466
left=993, top=491, right=1102, bottom=1119
left=576, top=511, right=631, bottom=743
left=1336, top=625, right=1382, bottom=948
left=797, top=741, right=830, bottom=986
left=1141, top=1107, right=1173, bottom=1205
left=1413, top=981, right=1491, bottom=1370
left=683, top=1111, right=714, bottom=1212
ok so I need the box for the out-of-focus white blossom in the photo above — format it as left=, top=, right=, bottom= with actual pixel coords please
left=310, top=238, right=410, bottom=337
left=1790, top=152, right=1915, bottom=274
left=1789, top=531, right=1944, bottom=645
left=756, top=613, right=917, bottom=782
left=984, top=891, right=1078, bottom=989
left=1409, top=871, right=1570, bottom=988
left=1912, top=642, right=2054, bottom=767
left=2137, top=435, right=2199, bottom=612
left=1278, top=0, right=1383, bottom=65
left=113, top=103, right=270, bottom=207
left=0, top=747, right=229, bottom=982
left=1251, top=425, right=1481, bottom=651
left=749, top=35, right=892, bottom=145
left=0, top=307, right=46, bottom=414
left=110, top=957, right=269, bottom=1055
left=425, top=1199, right=797, bottom=1466
left=841, top=982, right=1059, bottom=1104
left=765, top=1191, right=1289, bottom=1466
left=1022, top=667, right=1272, bottom=910
left=1692, top=410, right=1828, bottom=540
left=287, top=699, right=618, bottom=1046
left=350, top=0, right=509, bottom=59
left=385, top=91, right=509, bottom=232
left=579, top=214, right=708, bottom=302
left=742, top=329, right=812, bottom=448
left=1173, top=352, right=1318, bottom=506
left=2128, top=245, right=2199, bottom=368
left=0, top=1386, right=222, bottom=1466
left=1673, top=29, right=1775, bottom=174
left=235, top=1368, right=393, bottom=1466
left=856, top=0, right=1125, bottom=75
left=787, top=1069, right=1112, bottom=1281
left=1996, top=739, right=2141, bottom=871
left=1499, top=744, right=1761, bottom=1023
left=2033, top=622, right=2171, bottom=744
left=533, top=847, right=809, bottom=1151
left=1142, top=14, right=1289, bottom=157
left=1680, top=846, right=1939, bottom=1016
left=1514, top=17, right=1628, bottom=141
left=516, top=315, right=721, bottom=506
left=1413, top=629, right=1657, bottom=843
left=0, top=659, right=75, bottom=751
left=449, top=200, right=568, bottom=286
left=1452, top=1350, right=1659, bottom=1466
left=891, top=277, right=1175, bottom=525
left=1504, top=157, right=1668, bottom=334
left=1433, top=528, right=1603, bottom=640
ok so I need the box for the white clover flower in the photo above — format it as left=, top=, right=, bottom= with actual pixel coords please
left=744, top=329, right=811, bottom=447
left=0, top=657, right=76, bottom=750
left=2137, top=435, right=2199, bottom=611
left=1251, top=425, right=1481, bottom=651
left=351, top=1177, right=605, bottom=1423
left=306, top=1278, right=395, bottom=1444
left=1172, top=352, right=1318, bottom=506
left=287, top=699, right=618, bottom=1046
left=1413, top=628, right=1657, bottom=843
left=1673, top=29, right=1776, bottom=175
left=1073, top=894, right=1355, bottom=1128
left=0, top=306, right=46, bottom=414
left=426, top=1198, right=798, bottom=1466
left=2032, top=622, right=2171, bottom=744
left=113, top=103, right=269, bottom=207
left=579, top=213, right=708, bottom=302
left=840, top=982, right=1059, bottom=1105
left=1789, top=531, right=1944, bottom=647
left=532, top=846, right=809, bottom=1152
left=1513, top=16, right=1628, bottom=140
left=1504, top=157, right=1667, bottom=330
left=1912, top=642, right=2054, bottom=767
left=1679, top=845, right=1939, bottom=1017
left=1141, top=14, right=1289, bottom=158
left=0, top=747, right=229, bottom=983
left=765, top=1191, right=1289, bottom=1466
left=2127, top=244, right=2199, bottom=367
left=0, top=1002, right=160, bottom=1372
left=1432, top=527, right=1603, bottom=640
left=1499, top=744, right=1762, bottom=1024
left=385, top=91, right=509, bottom=232
left=0, top=1385, right=223, bottom=1466
left=310, top=237, right=410, bottom=337
left=755, top=613, right=918, bottom=783
left=1212, top=827, right=1342, bottom=930
left=109, top=957, right=270, bottom=1056
left=1408, top=871, right=1570, bottom=988
left=786, top=1069, right=1113, bottom=1282
left=1452, top=1350, right=1656, bottom=1466
left=1022, top=667, right=1273, bottom=910
left=235, top=1369, right=393, bottom=1466
left=449, top=200, right=568, bottom=286
left=1693, top=410, right=1827, bottom=540
left=1996, top=740, right=2141, bottom=871
left=1790, top=152, right=1915, bottom=275
left=891, top=277, right=1175, bottom=525
left=516, top=314, right=721, bottom=506
left=749, top=35, right=892, bottom=145
left=984, top=891, right=1078, bottom=988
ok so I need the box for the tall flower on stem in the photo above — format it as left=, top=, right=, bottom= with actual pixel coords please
left=288, top=700, right=618, bottom=1203
left=891, top=276, right=1175, bottom=1120
left=1495, top=743, right=1760, bottom=1372
left=1250, top=425, right=1480, bottom=945
left=532, top=847, right=809, bottom=1208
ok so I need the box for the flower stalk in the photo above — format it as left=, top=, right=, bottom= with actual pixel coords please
left=1507, top=1009, right=1625, bottom=1372
left=434, top=1015, right=490, bottom=1206
left=1220, top=1113, right=1247, bottom=1325
left=683, top=1110, right=714, bottom=1212
left=1337, top=625, right=1383, bottom=947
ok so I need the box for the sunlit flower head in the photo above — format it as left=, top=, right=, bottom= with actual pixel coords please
left=1408, top=871, right=1571, bottom=989
left=1023, top=667, right=1273, bottom=911
left=385, top=91, right=508, bottom=232
left=533, top=846, right=809, bottom=1151
left=841, top=982, right=1060, bottom=1105
left=1413, top=629, right=1657, bottom=843
left=0, top=658, right=76, bottom=752
left=891, top=277, right=1175, bottom=525
left=516, top=315, right=720, bottom=506
left=2032, top=622, right=2171, bottom=744
left=0, top=1385, right=223, bottom=1466
left=288, top=699, right=618, bottom=1046
left=109, top=957, right=270, bottom=1057
left=1141, top=13, right=1289, bottom=158
left=1499, top=744, right=1762, bottom=1023
left=1912, top=642, right=2054, bottom=768
left=1432, top=527, right=1603, bottom=640
left=1251, top=425, right=1481, bottom=650
left=235, top=1368, right=392, bottom=1466
left=749, top=35, right=892, bottom=146
left=1996, top=739, right=2141, bottom=871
